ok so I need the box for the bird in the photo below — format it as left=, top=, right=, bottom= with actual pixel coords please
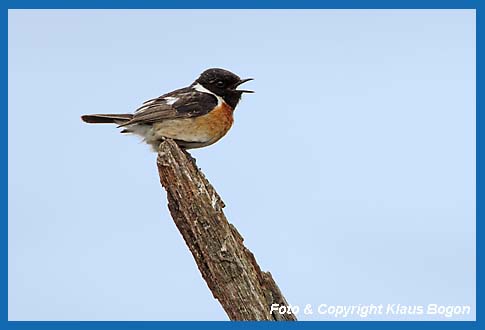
left=81, top=68, right=253, bottom=151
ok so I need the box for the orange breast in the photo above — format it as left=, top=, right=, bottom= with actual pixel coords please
left=151, top=102, right=234, bottom=147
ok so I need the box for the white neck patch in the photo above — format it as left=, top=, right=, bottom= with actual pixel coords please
left=193, top=83, right=223, bottom=106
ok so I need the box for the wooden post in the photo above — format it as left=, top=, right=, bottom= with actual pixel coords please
left=156, top=139, right=296, bottom=321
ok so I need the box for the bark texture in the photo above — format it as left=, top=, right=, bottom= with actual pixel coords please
left=156, top=139, right=296, bottom=321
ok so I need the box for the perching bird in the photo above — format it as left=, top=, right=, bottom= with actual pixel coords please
left=81, top=68, right=253, bottom=150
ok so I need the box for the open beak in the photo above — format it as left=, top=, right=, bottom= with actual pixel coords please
left=234, top=78, right=254, bottom=93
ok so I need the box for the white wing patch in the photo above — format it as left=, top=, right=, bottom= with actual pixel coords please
left=134, top=96, right=178, bottom=113
left=164, top=96, right=179, bottom=105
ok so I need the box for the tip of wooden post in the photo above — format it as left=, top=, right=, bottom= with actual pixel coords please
left=157, top=138, right=198, bottom=168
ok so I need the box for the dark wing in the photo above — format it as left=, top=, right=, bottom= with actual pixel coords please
left=119, top=87, right=218, bottom=127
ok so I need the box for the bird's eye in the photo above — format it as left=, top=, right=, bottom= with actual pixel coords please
left=216, top=80, right=225, bottom=87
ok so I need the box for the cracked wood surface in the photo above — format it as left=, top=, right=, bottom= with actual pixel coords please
left=156, top=139, right=296, bottom=321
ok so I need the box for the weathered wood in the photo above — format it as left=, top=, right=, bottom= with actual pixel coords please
left=156, top=139, right=296, bottom=321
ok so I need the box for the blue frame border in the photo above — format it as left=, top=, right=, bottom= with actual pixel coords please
left=3, top=0, right=481, bottom=329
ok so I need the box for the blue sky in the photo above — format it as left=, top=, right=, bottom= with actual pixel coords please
left=8, top=10, right=475, bottom=321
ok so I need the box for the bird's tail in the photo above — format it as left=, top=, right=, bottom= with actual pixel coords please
left=81, top=114, right=133, bottom=125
